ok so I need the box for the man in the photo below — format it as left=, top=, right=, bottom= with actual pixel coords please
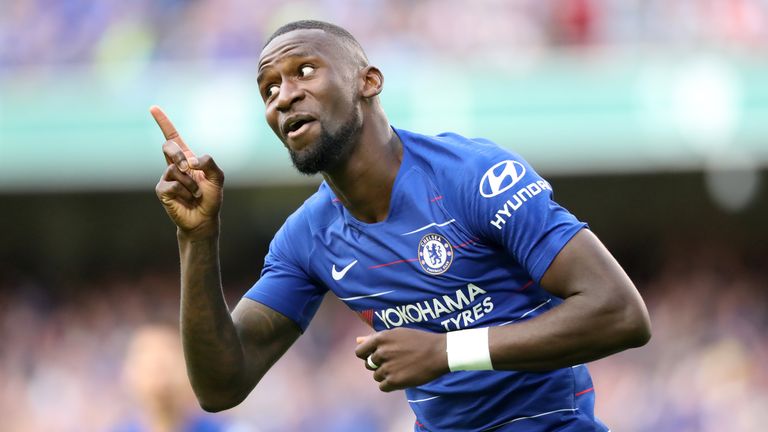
left=115, top=324, right=229, bottom=432
left=153, top=20, right=651, bottom=431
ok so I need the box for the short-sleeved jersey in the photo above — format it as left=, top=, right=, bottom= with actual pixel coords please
left=245, top=127, right=609, bottom=431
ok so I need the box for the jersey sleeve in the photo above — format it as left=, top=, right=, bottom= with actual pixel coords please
left=454, top=140, right=587, bottom=283
left=243, top=212, right=327, bottom=332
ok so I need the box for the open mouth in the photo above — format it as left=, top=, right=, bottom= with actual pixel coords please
left=284, top=116, right=316, bottom=139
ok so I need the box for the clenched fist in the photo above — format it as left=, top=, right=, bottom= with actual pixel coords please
left=355, top=327, right=449, bottom=392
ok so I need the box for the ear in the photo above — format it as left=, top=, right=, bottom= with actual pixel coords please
left=360, top=66, right=384, bottom=98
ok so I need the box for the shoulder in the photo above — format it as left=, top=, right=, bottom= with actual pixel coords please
left=395, top=127, right=535, bottom=197
left=395, top=127, right=509, bottom=170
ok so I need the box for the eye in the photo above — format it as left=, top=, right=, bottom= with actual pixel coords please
left=299, top=65, right=316, bottom=77
left=266, top=84, right=279, bottom=98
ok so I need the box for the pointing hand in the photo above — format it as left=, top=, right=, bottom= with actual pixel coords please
left=151, top=106, right=224, bottom=238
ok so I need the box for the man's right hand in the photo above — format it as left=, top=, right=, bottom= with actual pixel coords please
left=151, top=106, right=224, bottom=238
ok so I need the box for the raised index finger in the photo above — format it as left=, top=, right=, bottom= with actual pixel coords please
left=149, top=105, right=190, bottom=152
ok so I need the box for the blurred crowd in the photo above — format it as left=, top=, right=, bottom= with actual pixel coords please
left=0, top=272, right=410, bottom=432
left=1, top=243, right=766, bottom=431
left=590, top=242, right=768, bottom=431
left=1, top=0, right=766, bottom=68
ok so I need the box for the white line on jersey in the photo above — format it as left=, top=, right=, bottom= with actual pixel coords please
left=338, top=290, right=395, bottom=302
left=498, top=299, right=552, bottom=326
left=401, top=219, right=456, bottom=236
left=481, top=408, right=579, bottom=431
left=407, top=395, right=441, bottom=403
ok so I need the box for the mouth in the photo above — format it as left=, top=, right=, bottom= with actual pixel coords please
left=282, top=114, right=317, bottom=139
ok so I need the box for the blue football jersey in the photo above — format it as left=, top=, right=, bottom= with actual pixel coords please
left=244, top=127, right=609, bottom=431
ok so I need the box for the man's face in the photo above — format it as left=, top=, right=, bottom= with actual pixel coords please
left=258, top=29, right=362, bottom=174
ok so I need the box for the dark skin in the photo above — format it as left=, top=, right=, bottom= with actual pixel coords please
left=154, top=28, right=651, bottom=410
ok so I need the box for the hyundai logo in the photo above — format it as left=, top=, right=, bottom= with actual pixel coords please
left=479, top=160, right=527, bottom=198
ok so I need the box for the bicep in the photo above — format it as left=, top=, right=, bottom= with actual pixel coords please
left=540, top=228, right=636, bottom=301
left=232, top=298, right=302, bottom=385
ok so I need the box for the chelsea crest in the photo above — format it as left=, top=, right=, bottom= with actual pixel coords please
left=418, top=233, right=454, bottom=275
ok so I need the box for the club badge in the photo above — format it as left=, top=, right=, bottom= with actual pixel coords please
left=418, top=233, right=453, bottom=275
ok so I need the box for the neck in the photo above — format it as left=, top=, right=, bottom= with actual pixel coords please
left=323, top=107, right=402, bottom=223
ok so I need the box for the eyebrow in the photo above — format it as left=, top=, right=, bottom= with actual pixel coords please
left=257, top=50, right=317, bottom=84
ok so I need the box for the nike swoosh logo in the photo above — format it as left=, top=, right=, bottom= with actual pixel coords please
left=332, top=260, right=358, bottom=281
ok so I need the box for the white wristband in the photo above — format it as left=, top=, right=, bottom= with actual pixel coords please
left=446, top=327, right=493, bottom=371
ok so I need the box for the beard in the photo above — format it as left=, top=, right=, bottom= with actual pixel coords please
left=288, top=106, right=362, bottom=175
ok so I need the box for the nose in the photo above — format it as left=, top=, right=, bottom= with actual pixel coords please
left=275, top=79, right=304, bottom=112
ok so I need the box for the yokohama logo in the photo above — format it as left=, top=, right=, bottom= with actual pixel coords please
left=373, top=284, right=490, bottom=329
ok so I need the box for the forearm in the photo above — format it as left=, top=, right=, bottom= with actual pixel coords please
left=177, top=228, right=249, bottom=408
left=488, top=290, right=650, bottom=371
left=481, top=229, right=650, bottom=371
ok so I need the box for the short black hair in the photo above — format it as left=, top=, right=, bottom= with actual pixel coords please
left=264, top=20, right=368, bottom=66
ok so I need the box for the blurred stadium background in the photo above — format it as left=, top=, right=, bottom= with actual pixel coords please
left=1, top=0, right=767, bottom=431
